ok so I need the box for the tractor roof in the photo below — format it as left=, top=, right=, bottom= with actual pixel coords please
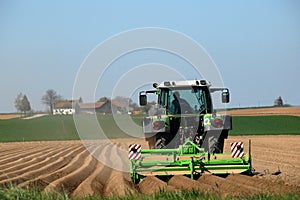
left=156, top=80, right=211, bottom=88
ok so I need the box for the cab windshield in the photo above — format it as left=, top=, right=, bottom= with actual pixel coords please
left=159, top=87, right=212, bottom=115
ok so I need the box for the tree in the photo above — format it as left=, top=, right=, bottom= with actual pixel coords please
left=113, top=96, right=132, bottom=106
left=14, top=93, right=31, bottom=117
left=113, top=96, right=133, bottom=113
left=74, top=103, right=81, bottom=114
left=130, top=102, right=139, bottom=111
left=274, top=96, right=283, bottom=106
left=22, top=95, right=31, bottom=116
left=98, top=97, right=109, bottom=102
left=141, top=101, right=156, bottom=113
left=14, top=93, right=23, bottom=113
left=41, top=89, right=62, bottom=114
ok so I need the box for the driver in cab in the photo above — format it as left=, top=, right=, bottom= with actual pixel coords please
left=170, top=91, right=192, bottom=114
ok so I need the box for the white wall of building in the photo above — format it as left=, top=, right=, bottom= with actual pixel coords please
left=53, top=108, right=75, bottom=115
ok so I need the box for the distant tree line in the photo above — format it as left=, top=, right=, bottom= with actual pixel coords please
left=14, top=93, right=31, bottom=117
left=16, top=90, right=292, bottom=116
left=14, top=89, right=156, bottom=116
left=14, top=89, right=63, bottom=116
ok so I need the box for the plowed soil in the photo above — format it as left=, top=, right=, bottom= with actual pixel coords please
left=0, top=136, right=299, bottom=198
left=224, top=106, right=300, bottom=116
left=0, top=114, right=21, bottom=120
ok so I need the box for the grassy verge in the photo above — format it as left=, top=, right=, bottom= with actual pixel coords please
left=0, top=186, right=68, bottom=200
left=0, top=186, right=298, bottom=200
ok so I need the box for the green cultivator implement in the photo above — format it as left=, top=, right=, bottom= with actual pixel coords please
left=129, top=139, right=252, bottom=184
left=131, top=80, right=253, bottom=183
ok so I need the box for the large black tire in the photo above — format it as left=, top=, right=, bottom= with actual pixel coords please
left=155, top=136, right=167, bottom=149
left=201, top=130, right=226, bottom=153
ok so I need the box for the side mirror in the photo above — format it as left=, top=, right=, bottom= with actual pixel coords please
left=139, top=95, right=147, bottom=106
left=222, top=90, right=230, bottom=103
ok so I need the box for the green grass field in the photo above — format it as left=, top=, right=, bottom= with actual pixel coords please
left=0, top=116, right=79, bottom=142
left=230, top=116, right=300, bottom=135
left=0, top=115, right=299, bottom=142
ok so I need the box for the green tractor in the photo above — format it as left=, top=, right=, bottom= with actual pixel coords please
left=139, top=80, right=231, bottom=153
left=129, top=80, right=251, bottom=183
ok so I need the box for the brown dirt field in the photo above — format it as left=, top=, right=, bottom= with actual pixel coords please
left=223, top=106, right=300, bottom=116
left=0, top=136, right=299, bottom=198
left=0, top=114, right=21, bottom=120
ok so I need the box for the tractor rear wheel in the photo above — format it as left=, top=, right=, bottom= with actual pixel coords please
left=155, top=136, right=167, bottom=149
left=155, top=132, right=170, bottom=149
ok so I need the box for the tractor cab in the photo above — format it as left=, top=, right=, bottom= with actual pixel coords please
left=157, top=86, right=212, bottom=115
left=139, top=80, right=231, bottom=151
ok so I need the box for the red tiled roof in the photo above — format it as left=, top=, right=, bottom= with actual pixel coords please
left=110, top=100, right=126, bottom=108
left=79, top=101, right=106, bottom=109
left=55, top=100, right=126, bottom=110
left=54, top=101, right=78, bottom=109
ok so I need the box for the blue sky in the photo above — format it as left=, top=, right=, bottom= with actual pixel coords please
left=0, top=1, right=299, bottom=112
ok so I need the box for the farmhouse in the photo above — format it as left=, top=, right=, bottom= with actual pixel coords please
left=53, top=99, right=127, bottom=115
left=53, top=100, right=79, bottom=115
left=80, top=100, right=127, bottom=114
left=79, top=101, right=106, bottom=114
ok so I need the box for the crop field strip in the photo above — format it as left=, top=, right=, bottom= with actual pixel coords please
left=0, top=107, right=299, bottom=198
left=0, top=138, right=298, bottom=198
